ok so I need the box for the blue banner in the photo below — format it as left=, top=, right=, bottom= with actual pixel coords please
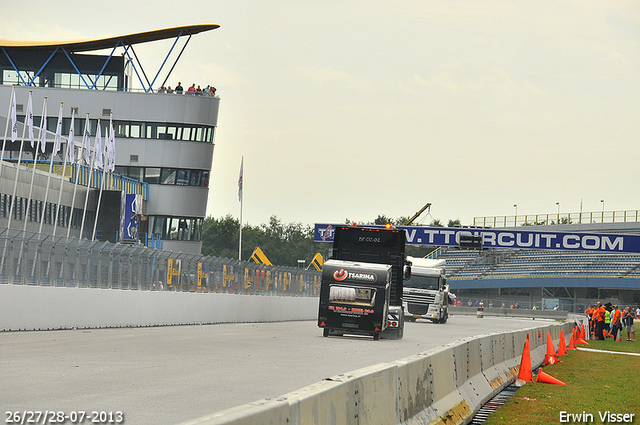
left=122, top=194, right=142, bottom=242
left=314, top=224, right=640, bottom=253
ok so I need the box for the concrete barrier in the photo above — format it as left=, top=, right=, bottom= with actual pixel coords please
left=0, top=284, right=319, bottom=331
left=180, top=322, right=575, bottom=425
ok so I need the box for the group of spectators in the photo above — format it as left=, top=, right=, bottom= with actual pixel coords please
left=157, top=82, right=216, bottom=96
left=585, top=302, right=637, bottom=342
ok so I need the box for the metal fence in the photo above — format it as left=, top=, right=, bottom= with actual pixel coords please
left=0, top=228, right=321, bottom=297
left=473, top=209, right=640, bottom=228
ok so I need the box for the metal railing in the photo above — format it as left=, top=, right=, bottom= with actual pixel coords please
left=0, top=228, right=321, bottom=297
left=473, top=210, right=640, bottom=228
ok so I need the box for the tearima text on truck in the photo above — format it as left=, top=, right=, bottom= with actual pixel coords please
left=403, top=256, right=449, bottom=323
left=317, top=225, right=410, bottom=340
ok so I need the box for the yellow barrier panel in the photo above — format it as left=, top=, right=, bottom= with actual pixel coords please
left=310, top=252, right=324, bottom=271
left=250, top=247, right=273, bottom=266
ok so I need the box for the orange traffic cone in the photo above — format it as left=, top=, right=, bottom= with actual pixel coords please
left=516, top=336, right=533, bottom=385
left=615, top=328, right=622, bottom=343
left=538, top=330, right=542, bottom=338
left=568, top=333, right=577, bottom=350
left=558, top=329, right=568, bottom=356
left=580, top=325, right=587, bottom=341
left=576, top=333, right=589, bottom=345
left=544, top=331, right=558, bottom=365
left=536, top=369, right=566, bottom=386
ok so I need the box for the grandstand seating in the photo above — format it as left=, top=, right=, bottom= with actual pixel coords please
left=438, top=248, right=640, bottom=280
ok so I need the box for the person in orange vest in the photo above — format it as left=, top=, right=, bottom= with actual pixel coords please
left=585, top=305, right=595, bottom=337
left=595, top=302, right=606, bottom=340
left=610, top=305, right=622, bottom=339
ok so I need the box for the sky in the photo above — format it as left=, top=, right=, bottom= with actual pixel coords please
left=2, top=1, right=639, bottom=228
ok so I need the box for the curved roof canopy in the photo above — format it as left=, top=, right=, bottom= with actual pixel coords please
left=0, top=24, right=219, bottom=52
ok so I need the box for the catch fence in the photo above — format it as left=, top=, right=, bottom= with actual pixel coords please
left=0, top=228, right=321, bottom=297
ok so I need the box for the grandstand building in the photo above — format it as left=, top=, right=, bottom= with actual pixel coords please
left=442, top=220, right=640, bottom=312
left=0, top=25, right=220, bottom=253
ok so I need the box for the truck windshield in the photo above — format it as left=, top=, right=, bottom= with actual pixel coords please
left=405, top=275, right=439, bottom=291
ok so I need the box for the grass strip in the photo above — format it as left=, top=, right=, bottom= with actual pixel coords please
left=484, top=331, right=640, bottom=424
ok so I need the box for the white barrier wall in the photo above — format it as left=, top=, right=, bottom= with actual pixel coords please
left=180, top=322, right=574, bottom=425
left=0, top=284, right=319, bottom=331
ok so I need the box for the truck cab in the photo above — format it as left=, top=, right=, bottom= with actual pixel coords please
left=403, top=256, right=449, bottom=323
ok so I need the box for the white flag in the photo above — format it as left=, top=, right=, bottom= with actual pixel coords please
left=68, top=112, right=75, bottom=163
left=10, top=90, right=18, bottom=142
left=238, top=156, right=243, bottom=202
left=94, top=122, right=103, bottom=169
left=40, top=100, right=47, bottom=153
left=53, top=102, right=63, bottom=156
left=83, top=114, right=91, bottom=164
left=27, top=94, right=34, bottom=148
left=108, top=117, right=116, bottom=172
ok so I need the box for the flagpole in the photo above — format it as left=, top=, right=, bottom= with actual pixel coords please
left=238, top=156, right=243, bottom=261
left=0, top=85, right=17, bottom=175
left=7, top=90, right=33, bottom=230
left=92, top=122, right=105, bottom=241
left=24, top=96, right=47, bottom=234
left=39, top=102, right=63, bottom=234
left=0, top=86, right=18, bottom=277
left=56, top=109, right=74, bottom=237
left=66, top=113, right=86, bottom=238
left=79, top=116, right=97, bottom=240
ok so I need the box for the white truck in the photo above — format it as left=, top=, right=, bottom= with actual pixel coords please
left=403, top=256, right=449, bottom=323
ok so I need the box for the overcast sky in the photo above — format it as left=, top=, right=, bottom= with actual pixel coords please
left=2, top=1, right=639, bottom=227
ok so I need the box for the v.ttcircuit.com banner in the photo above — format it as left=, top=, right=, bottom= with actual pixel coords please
left=314, top=224, right=640, bottom=253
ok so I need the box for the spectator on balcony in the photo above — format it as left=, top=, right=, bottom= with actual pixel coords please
left=175, top=82, right=183, bottom=93
left=158, top=86, right=166, bottom=93
left=187, top=83, right=196, bottom=94
left=166, top=86, right=174, bottom=94
left=208, top=85, right=216, bottom=96
left=196, top=85, right=203, bottom=95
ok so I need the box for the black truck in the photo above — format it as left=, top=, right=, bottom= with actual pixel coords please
left=317, top=225, right=409, bottom=340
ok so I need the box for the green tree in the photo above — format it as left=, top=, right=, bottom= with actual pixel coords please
left=374, top=214, right=392, bottom=225
left=201, top=214, right=239, bottom=258
left=447, top=219, right=461, bottom=227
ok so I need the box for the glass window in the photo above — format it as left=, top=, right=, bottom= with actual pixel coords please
left=200, top=171, right=210, bottom=187
left=160, top=168, right=176, bottom=185
left=168, top=218, right=178, bottom=240
left=189, top=170, right=201, bottom=186
left=166, top=126, right=177, bottom=140
left=181, top=127, right=191, bottom=141
left=144, top=168, right=161, bottom=184
left=114, top=166, right=128, bottom=177
left=128, top=167, right=143, bottom=182
left=176, top=170, right=190, bottom=186
left=130, top=123, right=142, bottom=138
left=115, top=122, right=128, bottom=138
left=157, top=125, right=169, bottom=139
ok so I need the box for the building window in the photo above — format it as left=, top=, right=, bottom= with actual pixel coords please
left=148, top=216, right=203, bottom=241
left=176, top=170, right=190, bottom=186
left=144, top=168, right=161, bottom=184
left=160, top=169, right=177, bottom=185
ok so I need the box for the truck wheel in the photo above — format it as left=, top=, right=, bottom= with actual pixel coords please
left=323, top=328, right=329, bottom=337
left=373, top=333, right=380, bottom=341
left=440, top=311, right=448, bottom=324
